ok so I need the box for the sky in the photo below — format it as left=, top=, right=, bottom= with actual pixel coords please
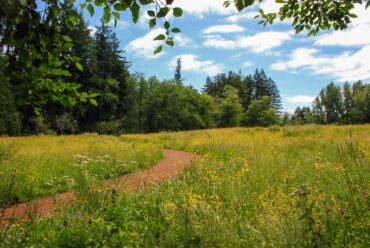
left=78, top=0, right=370, bottom=113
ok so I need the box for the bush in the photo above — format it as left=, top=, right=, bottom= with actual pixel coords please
left=55, top=113, right=79, bottom=134
left=96, top=120, right=122, bottom=134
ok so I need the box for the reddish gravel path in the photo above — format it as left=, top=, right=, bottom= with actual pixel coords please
left=0, top=149, right=196, bottom=229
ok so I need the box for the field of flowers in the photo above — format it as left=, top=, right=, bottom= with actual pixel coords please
left=1, top=125, right=369, bottom=247
left=0, top=134, right=162, bottom=207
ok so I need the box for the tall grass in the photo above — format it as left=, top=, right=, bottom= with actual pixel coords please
left=0, top=134, right=162, bottom=207
left=0, top=125, right=369, bottom=247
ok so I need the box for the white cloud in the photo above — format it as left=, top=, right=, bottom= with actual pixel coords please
left=314, top=5, right=370, bottom=47
left=259, top=0, right=283, bottom=13
left=270, top=46, right=370, bottom=82
left=203, top=31, right=291, bottom=53
left=125, top=28, right=165, bottom=59
left=226, top=0, right=284, bottom=23
left=242, top=61, right=253, bottom=67
left=169, top=54, right=222, bottom=75
left=174, top=33, right=195, bottom=48
left=203, top=24, right=246, bottom=34
left=172, top=0, right=236, bottom=16
left=285, top=95, right=315, bottom=104
left=226, top=11, right=258, bottom=23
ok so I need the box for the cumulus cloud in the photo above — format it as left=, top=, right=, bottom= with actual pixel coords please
left=203, top=24, right=246, bottom=34
left=203, top=31, right=291, bottom=53
left=174, top=33, right=195, bottom=48
left=226, top=11, right=258, bottom=23
left=169, top=54, right=222, bottom=75
left=242, top=61, right=253, bottom=67
left=314, top=5, right=370, bottom=47
left=125, top=27, right=195, bottom=59
left=172, top=0, right=236, bottom=16
left=285, top=95, right=315, bottom=104
left=125, top=28, right=165, bottom=59
left=270, top=46, right=370, bottom=82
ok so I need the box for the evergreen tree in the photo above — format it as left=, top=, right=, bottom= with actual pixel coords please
left=174, top=57, right=183, bottom=84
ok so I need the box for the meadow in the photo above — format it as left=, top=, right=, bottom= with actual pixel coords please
left=0, top=125, right=369, bottom=247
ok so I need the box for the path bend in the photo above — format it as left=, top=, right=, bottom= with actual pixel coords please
left=0, top=149, right=196, bottom=229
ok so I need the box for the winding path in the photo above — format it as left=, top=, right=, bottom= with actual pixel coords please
left=0, top=149, right=196, bottom=229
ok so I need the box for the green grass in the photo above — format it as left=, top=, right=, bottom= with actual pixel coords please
left=1, top=125, right=369, bottom=247
left=0, top=134, right=162, bottom=206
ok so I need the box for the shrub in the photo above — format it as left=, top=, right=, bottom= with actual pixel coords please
left=96, top=120, right=122, bottom=134
left=55, top=113, right=79, bottom=134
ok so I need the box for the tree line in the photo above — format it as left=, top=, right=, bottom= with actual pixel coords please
left=287, top=81, right=370, bottom=125
left=0, top=2, right=284, bottom=135
left=1, top=2, right=369, bottom=136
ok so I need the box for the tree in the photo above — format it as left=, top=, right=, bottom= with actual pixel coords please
left=229, top=0, right=370, bottom=36
left=144, top=82, right=214, bottom=132
left=0, top=59, right=21, bottom=135
left=174, top=57, right=183, bottom=84
left=244, top=96, right=280, bottom=127
left=320, top=82, right=343, bottom=123
left=217, top=85, right=244, bottom=127
left=291, top=106, right=313, bottom=124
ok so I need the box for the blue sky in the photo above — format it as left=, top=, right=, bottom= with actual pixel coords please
left=78, top=0, right=370, bottom=112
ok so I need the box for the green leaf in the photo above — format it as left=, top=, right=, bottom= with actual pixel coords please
left=147, top=10, right=155, bottom=17
left=75, top=62, right=83, bottom=72
left=63, top=42, right=74, bottom=50
left=87, top=4, right=94, bottom=17
left=149, top=18, right=156, bottom=28
left=63, top=35, right=73, bottom=42
left=153, top=34, right=166, bottom=41
left=154, top=45, right=162, bottom=55
left=166, top=40, right=174, bottom=47
left=90, top=98, right=98, bottom=106
left=103, top=6, right=111, bottom=24
left=173, top=7, right=183, bottom=17
left=20, top=0, right=27, bottom=6
left=164, top=21, right=170, bottom=29
left=113, top=12, right=120, bottom=20
left=80, top=3, right=87, bottom=9
left=171, top=28, right=181, bottom=33
left=114, top=3, right=126, bottom=11
left=130, top=3, right=140, bottom=23
left=157, top=7, right=169, bottom=18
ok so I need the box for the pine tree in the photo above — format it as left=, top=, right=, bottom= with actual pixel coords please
left=267, top=77, right=282, bottom=111
left=174, top=57, right=183, bottom=84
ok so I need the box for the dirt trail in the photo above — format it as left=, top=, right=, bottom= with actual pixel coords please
left=0, top=149, right=196, bottom=229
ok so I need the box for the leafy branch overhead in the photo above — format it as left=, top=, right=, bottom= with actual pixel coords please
left=79, top=0, right=183, bottom=55
left=225, top=0, right=370, bottom=36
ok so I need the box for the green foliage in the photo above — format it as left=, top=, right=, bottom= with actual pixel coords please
left=0, top=61, right=21, bottom=136
left=229, top=0, right=370, bottom=36
left=311, top=81, right=369, bottom=124
left=245, top=96, right=280, bottom=126
left=144, top=82, right=215, bottom=132
left=55, top=113, right=79, bottom=134
left=217, top=85, right=244, bottom=127
left=96, top=120, right=122, bottom=135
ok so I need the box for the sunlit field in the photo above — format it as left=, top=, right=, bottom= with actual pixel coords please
left=0, top=134, right=162, bottom=206
left=1, top=125, right=369, bottom=247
